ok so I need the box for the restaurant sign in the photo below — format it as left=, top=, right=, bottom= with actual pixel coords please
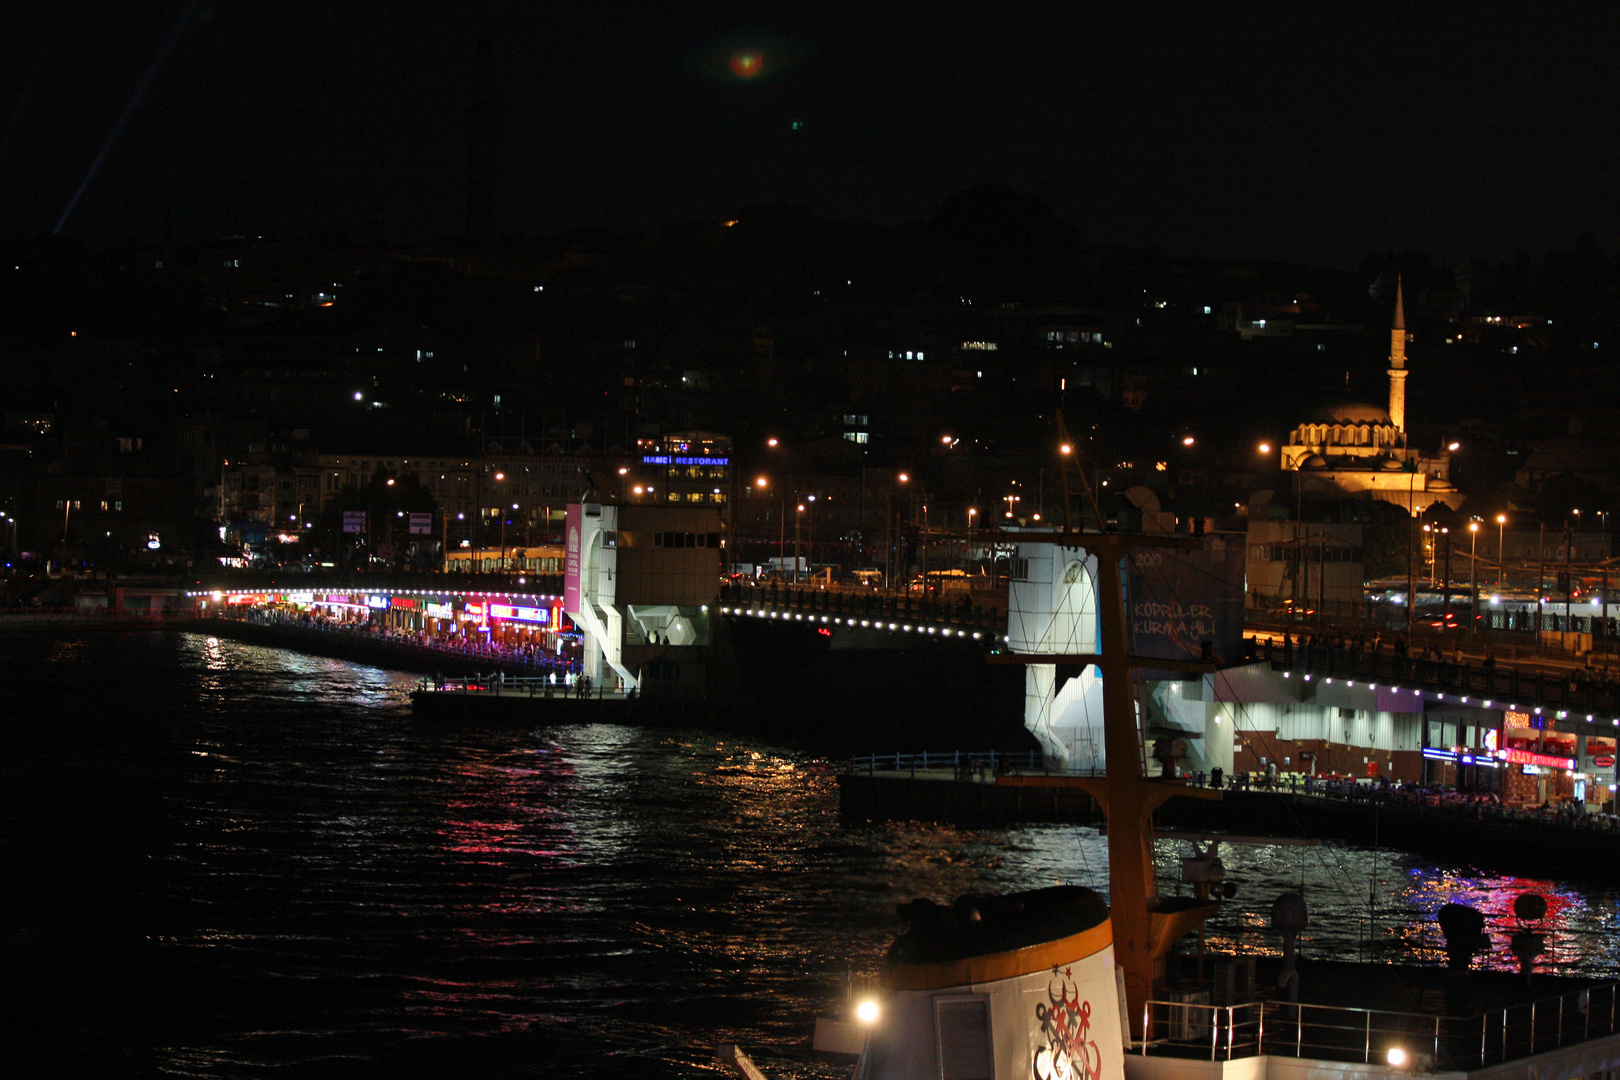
left=1500, top=747, right=1575, bottom=770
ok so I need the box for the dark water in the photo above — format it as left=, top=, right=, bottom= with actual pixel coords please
left=5, top=632, right=1619, bottom=1078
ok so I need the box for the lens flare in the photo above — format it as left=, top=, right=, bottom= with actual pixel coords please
left=729, top=52, right=763, bottom=78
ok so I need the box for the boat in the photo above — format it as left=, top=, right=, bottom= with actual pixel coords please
left=727, top=529, right=1620, bottom=1079
left=850, top=885, right=1124, bottom=1080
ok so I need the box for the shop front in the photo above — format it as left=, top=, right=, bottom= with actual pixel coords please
left=1501, top=710, right=1577, bottom=805
left=1580, top=735, right=1617, bottom=811
left=1422, top=706, right=1504, bottom=793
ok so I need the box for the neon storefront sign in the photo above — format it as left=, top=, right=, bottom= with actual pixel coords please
left=488, top=603, right=551, bottom=624
left=1500, top=747, right=1575, bottom=770
left=640, top=455, right=729, bottom=466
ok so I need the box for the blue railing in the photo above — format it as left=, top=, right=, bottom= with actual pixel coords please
left=847, top=750, right=1050, bottom=776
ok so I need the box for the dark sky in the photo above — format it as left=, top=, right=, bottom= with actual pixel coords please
left=1, top=2, right=1614, bottom=267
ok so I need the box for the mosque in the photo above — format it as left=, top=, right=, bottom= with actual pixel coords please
left=1279, top=280, right=1463, bottom=516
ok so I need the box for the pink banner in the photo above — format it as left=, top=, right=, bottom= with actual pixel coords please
left=564, top=504, right=582, bottom=614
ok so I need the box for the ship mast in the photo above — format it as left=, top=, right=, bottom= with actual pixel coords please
left=992, top=528, right=1223, bottom=1038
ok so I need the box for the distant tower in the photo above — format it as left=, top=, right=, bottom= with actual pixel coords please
left=464, top=39, right=502, bottom=241
left=1387, top=276, right=1408, bottom=435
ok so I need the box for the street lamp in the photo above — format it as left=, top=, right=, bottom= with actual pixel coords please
left=794, top=501, right=805, bottom=583
left=506, top=502, right=519, bottom=570
left=805, top=494, right=817, bottom=581
left=1423, top=523, right=1434, bottom=586
left=897, top=472, right=911, bottom=586
left=756, top=476, right=785, bottom=572
left=1496, top=514, right=1507, bottom=589
left=492, top=471, right=506, bottom=568
left=967, top=507, right=978, bottom=573
left=1469, top=520, right=1480, bottom=636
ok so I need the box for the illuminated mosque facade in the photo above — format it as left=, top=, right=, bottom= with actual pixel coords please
left=1279, top=280, right=1463, bottom=516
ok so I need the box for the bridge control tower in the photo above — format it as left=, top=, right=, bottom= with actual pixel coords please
left=1004, top=529, right=1245, bottom=769
left=564, top=501, right=722, bottom=696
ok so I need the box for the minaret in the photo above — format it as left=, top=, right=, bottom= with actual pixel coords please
left=1387, top=276, right=1408, bottom=435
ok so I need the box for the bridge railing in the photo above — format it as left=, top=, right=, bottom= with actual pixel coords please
left=189, top=569, right=566, bottom=596
left=720, top=583, right=1004, bottom=636
left=1248, top=637, right=1620, bottom=715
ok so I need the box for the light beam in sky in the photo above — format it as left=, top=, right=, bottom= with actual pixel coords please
left=54, top=0, right=202, bottom=234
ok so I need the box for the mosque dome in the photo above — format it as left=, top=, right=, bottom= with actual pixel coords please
left=1379, top=458, right=1405, bottom=470
left=1301, top=454, right=1329, bottom=469
left=1310, top=400, right=1391, bottom=425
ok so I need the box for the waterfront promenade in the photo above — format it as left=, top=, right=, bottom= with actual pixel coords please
left=839, top=753, right=1620, bottom=881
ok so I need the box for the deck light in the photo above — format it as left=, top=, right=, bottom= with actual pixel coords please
left=1387, top=1047, right=1407, bottom=1067
left=856, top=999, right=880, bottom=1024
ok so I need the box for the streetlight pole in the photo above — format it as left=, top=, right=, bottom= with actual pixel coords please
left=1469, top=520, right=1479, bottom=638
left=1439, top=527, right=1451, bottom=617
left=1497, top=514, right=1507, bottom=590
left=805, top=494, right=817, bottom=581
left=1423, top=523, right=1433, bottom=587
left=493, top=471, right=507, bottom=573
left=896, top=472, right=911, bottom=587
left=794, top=500, right=803, bottom=583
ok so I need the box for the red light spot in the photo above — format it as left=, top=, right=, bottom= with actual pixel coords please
left=817, top=627, right=831, bottom=637
left=730, top=52, right=763, bottom=78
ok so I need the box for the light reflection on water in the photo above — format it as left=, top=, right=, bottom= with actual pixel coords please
left=2, top=630, right=1618, bottom=1079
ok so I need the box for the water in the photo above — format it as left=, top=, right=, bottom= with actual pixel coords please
left=5, top=631, right=1620, bottom=1077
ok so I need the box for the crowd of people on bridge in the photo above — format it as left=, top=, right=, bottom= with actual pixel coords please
left=237, top=605, right=584, bottom=679
left=1184, top=766, right=1620, bottom=834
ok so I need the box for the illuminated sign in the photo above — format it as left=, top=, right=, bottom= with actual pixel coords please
left=488, top=603, right=551, bottom=624
left=1596, top=756, right=1616, bottom=768
left=640, top=455, right=730, bottom=466
left=424, top=603, right=453, bottom=619
left=1504, top=711, right=1532, bottom=727
left=463, top=603, right=485, bottom=617
left=390, top=597, right=415, bottom=609
left=1481, top=728, right=1499, bottom=752
left=1501, top=747, right=1575, bottom=770
left=365, top=595, right=388, bottom=609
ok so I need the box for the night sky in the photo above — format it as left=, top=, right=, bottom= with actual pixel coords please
left=1, top=2, right=1613, bottom=267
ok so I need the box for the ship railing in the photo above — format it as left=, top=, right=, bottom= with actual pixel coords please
left=1140, top=980, right=1620, bottom=1069
left=425, top=675, right=623, bottom=700
left=845, top=750, right=1052, bottom=778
